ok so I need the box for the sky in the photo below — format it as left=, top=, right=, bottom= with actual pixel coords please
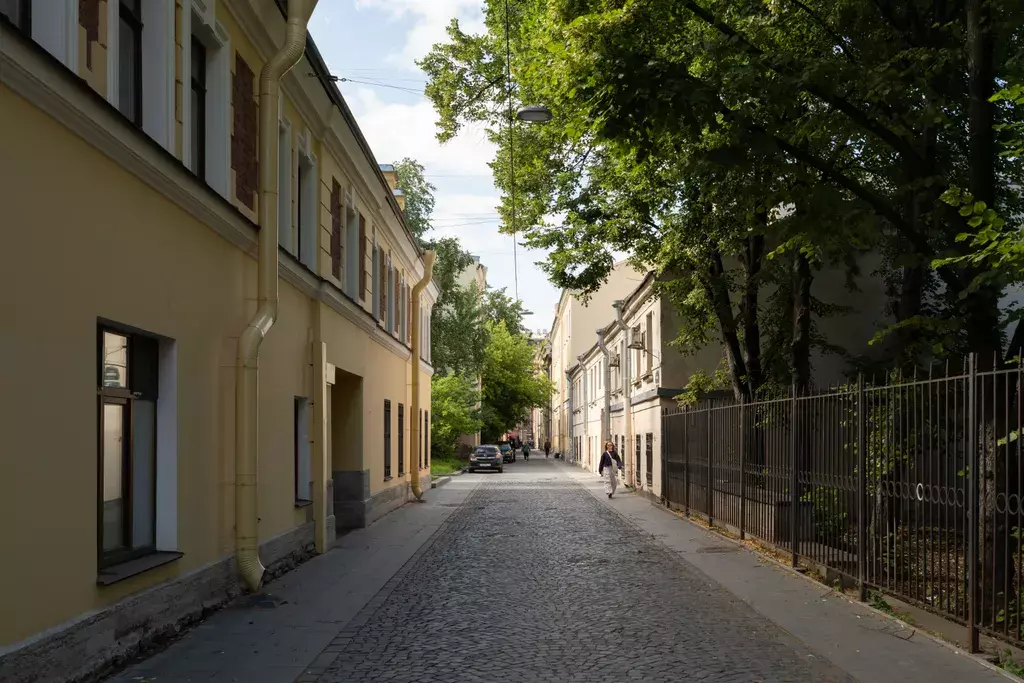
left=308, top=0, right=562, bottom=336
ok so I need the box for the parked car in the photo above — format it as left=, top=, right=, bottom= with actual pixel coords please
left=469, top=445, right=504, bottom=473
left=499, top=443, right=515, bottom=463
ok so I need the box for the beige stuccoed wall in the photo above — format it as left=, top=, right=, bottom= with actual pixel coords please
left=0, top=84, right=314, bottom=646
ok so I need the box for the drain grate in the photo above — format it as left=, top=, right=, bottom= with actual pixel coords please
left=696, top=546, right=741, bottom=554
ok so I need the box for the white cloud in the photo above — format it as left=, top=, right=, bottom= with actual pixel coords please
left=344, top=87, right=496, bottom=176
left=354, top=0, right=486, bottom=66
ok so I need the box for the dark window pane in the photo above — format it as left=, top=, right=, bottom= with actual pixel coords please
left=102, top=403, right=127, bottom=552
left=190, top=38, right=207, bottom=180
left=0, top=0, right=28, bottom=30
left=130, top=334, right=159, bottom=398
left=132, top=400, right=156, bottom=548
left=118, top=16, right=141, bottom=124
left=103, top=331, right=129, bottom=388
left=297, top=163, right=304, bottom=250
left=121, top=0, right=141, bottom=18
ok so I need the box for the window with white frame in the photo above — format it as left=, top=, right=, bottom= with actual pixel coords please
left=184, top=0, right=230, bottom=197
left=372, top=241, right=380, bottom=319
left=106, top=0, right=175, bottom=152
left=97, top=323, right=178, bottom=578
left=387, top=258, right=396, bottom=334
left=277, top=119, right=293, bottom=253
left=296, top=130, right=318, bottom=270
left=2, top=1, right=78, bottom=68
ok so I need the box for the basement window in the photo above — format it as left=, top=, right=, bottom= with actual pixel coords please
left=294, top=397, right=311, bottom=505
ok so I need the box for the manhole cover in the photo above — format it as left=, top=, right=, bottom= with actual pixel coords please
left=697, top=546, right=740, bottom=554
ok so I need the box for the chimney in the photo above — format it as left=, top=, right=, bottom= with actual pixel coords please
left=393, top=188, right=406, bottom=210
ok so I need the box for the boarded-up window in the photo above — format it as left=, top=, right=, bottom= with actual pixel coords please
left=330, top=179, right=342, bottom=279
left=379, top=249, right=387, bottom=323
left=231, top=53, right=258, bottom=210
left=358, top=214, right=367, bottom=300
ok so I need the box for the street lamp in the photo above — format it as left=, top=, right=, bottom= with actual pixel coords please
left=516, top=105, right=553, bottom=123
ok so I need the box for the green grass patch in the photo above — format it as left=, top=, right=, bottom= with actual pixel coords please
left=431, top=457, right=464, bottom=477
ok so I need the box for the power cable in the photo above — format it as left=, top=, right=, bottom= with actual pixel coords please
left=504, top=0, right=519, bottom=301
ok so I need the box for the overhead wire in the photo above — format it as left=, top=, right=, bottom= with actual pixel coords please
left=504, top=0, right=519, bottom=301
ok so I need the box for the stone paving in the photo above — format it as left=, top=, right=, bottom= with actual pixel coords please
left=301, top=469, right=852, bottom=682
left=107, top=458, right=1008, bottom=683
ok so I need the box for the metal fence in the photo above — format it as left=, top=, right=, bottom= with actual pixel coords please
left=662, top=355, right=1024, bottom=652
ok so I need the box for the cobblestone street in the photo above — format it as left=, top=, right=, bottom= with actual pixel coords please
left=109, top=458, right=1007, bottom=683
left=308, top=461, right=850, bottom=682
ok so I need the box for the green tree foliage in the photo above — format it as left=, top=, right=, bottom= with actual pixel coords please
left=430, top=373, right=484, bottom=459
left=392, top=157, right=436, bottom=239
left=479, top=321, right=553, bottom=442
left=421, top=0, right=1024, bottom=390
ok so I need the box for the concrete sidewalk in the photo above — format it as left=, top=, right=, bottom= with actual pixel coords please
left=106, top=477, right=480, bottom=683
left=557, top=460, right=1012, bottom=683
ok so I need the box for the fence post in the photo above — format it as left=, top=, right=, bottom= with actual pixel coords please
left=660, top=417, right=667, bottom=506
left=739, top=400, right=746, bottom=541
left=790, top=381, right=799, bottom=568
left=684, top=412, right=691, bottom=516
left=967, top=353, right=980, bottom=653
left=857, top=373, right=867, bottom=602
left=707, top=408, right=714, bottom=527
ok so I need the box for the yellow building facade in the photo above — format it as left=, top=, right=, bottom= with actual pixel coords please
left=0, top=2, right=437, bottom=681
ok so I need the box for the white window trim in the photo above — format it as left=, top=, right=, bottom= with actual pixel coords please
left=30, top=0, right=78, bottom=69
left=106, top=0, right=176, bottom=152
left=296, top=129, right=319, bottom=271
left=182, top=0, right=231, bottom=198
left=277, top=117, right=293, bottom=253
left=156, top=339, right=178, bottom=550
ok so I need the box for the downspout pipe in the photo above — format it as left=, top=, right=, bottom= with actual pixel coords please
left=578, top=355, right=587, bottom=466
left=565, top=369, right=574, bottom=462
left=612, top=300, right=632, bottom=485
left=596, top=327, right=612, bottom=446
left=235, top=0, right=318, bottom=593
left=410, top=250, right=436, bottom=500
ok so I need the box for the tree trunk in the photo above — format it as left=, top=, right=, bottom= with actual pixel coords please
left=790, top=251, right=812, bottom=394
left=740, top=234, right=765, bottom=397
left=966, top=0, right=1011, bottom=629
left=704, top=251, right=750, bottom=402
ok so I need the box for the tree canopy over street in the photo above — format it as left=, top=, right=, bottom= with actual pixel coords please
left=420, top=0, right=1024, bottom=400
left=393, top=159, right=553, bottom=457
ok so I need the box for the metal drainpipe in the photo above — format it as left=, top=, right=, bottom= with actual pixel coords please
left=578, top=355, right=587, bottom=467
left=612, top=300, right=632, bottom=486
left=596, top=327, right=612, bottom=446
left=565, top=369, right=574, bottom=462
left=235, top=0, right=319, bottom=593
left=410, top=250, right=436, bottom=500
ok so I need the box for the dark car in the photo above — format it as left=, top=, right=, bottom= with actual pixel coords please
left=469, top=445, right=504, bottom=473
left=499, top=443, right=515, bottom=463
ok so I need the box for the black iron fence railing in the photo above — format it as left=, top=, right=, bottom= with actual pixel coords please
left=662, top=355, right=1023, bottom=652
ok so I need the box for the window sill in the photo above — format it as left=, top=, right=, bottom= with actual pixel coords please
left=294, top=498, right=313, bottom=508
left=384, top=476, right=393, bottom=482
left=97, top=551, right=183, bottom=586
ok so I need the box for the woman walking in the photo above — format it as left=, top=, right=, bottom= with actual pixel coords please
left=598, top=440, right=623, bottom=498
